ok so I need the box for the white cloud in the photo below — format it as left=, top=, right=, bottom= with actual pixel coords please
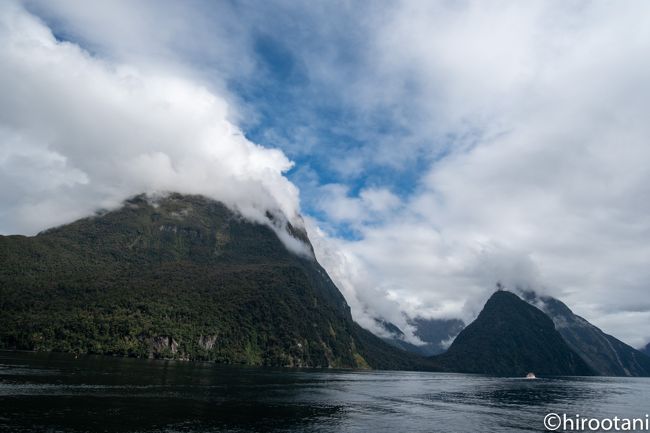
left=309, top=0, right=650, bottom=347
left=305, top=216, right=424, bottom=344
left=0, top=2, right=308, bottom=254
left=359, top=188, right=400, bottom=213
left=315, top=184, right=401, bottom=225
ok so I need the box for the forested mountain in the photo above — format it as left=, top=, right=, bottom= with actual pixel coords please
left=434, top=291, right=594, bottom=376
left=0, top=193, right=434, bottom=370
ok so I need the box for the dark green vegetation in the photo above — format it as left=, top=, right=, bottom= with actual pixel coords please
left=434, top=291, right=594, bottom=376
left=0, top=193, right=434, bottom=370
left=529, top=294, right=650, bottom=376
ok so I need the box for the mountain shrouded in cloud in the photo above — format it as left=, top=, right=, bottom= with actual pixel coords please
left=2, top=1, right=650, bottom=349
left=0, top=2, right=306, bottom=254
left=0, top=193, right=435, bottom=370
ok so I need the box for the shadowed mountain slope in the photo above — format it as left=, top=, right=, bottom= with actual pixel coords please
left=434, top=290, right=594, bottom=376
left=528, top=294, right=650, bottom=377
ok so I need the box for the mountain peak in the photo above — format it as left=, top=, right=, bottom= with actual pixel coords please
left=434, top=290, right=594, bottom=376
left=40, top=192, right=314, bottom=259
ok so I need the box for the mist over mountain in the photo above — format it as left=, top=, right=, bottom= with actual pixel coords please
left=0, top=2, right=306, bottom=257
left=370, top=288, right=650, bottom=377
left=4, top=194, right=648, bottom=379
left=375, top=317, right=464, bottom=356
left=0, top=193, right=433, bottom=371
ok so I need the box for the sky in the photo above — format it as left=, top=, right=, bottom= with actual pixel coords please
left=1, top=0, right=649, bottom=348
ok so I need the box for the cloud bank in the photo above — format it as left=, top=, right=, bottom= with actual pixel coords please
left=0, top=2, right=307, bottom=253
left=309, top=1, right=650, bottom=347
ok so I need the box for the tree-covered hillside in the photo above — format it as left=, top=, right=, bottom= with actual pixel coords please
left=0, top=193, right=434, bottom=370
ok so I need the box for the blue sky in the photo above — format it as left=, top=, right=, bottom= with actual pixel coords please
left=3, top=0, right=650, bottom=347
left=220, top=7, right=434, bottom=237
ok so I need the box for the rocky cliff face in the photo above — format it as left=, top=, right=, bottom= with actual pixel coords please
left=0, top=193, right=433, bottom=370
left=433, top=290, right=594, bottom=376
left=527, top=294, right=650, bottom=377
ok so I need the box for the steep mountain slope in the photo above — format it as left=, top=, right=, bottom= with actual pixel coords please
left=377, top=317, right=465, bottom=356
left=642, top=344, right=650, bottom=356
left=0, top=193, right=434, bottom=370
left=434, top=290, right=594, bottom=376
left=528, top=294, right=650, bottom=376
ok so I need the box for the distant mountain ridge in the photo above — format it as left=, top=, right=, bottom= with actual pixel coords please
left=0, top=193, right=434, bottom=371
left=524, top=293, right=650, bottom=377
left=376, top=317, right=464, bottom=356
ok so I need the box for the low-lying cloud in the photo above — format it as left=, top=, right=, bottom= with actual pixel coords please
left=0, top=2, right=306, bottom=253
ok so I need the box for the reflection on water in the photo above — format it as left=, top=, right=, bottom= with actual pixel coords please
left=1, top=351, right=648, bottom=432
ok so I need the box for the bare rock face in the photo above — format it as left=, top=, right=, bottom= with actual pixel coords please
left=148, top=336, right=179, bottom=358
left=198, top=335, right=218, bottom=350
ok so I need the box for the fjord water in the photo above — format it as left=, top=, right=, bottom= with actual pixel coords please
left=1, top=351, right=648, bottom=433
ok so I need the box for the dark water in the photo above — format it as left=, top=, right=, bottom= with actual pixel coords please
left=1, top=351, right=649, bottom=433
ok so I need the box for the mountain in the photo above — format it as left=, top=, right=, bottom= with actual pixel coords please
left=0, top=193, right=435, bottom=370
left=527, top=294, right=650, bottom=376
left=411, top=317, right=465, bottom=355
left=374, top=319, right=423, bottom=354
left=377, top=317, right=465, bottom=356
left=434, top=290, right=594, bottom=376
left=642, top=344, right=650, bottom=356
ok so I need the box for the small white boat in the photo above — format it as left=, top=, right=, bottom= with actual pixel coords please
left=526, top=372, right=536, bottom=379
